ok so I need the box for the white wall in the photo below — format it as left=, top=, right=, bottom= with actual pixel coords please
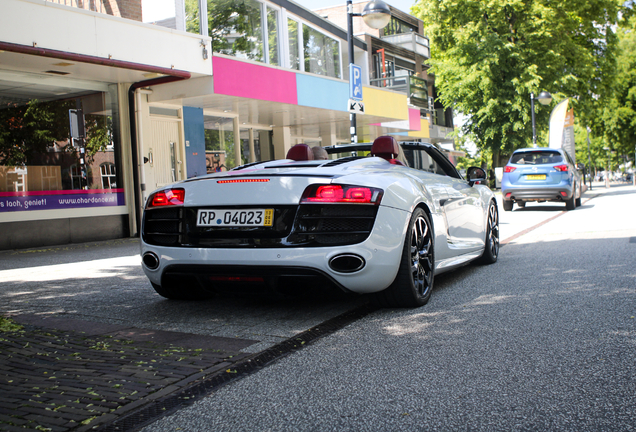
left=1, top=0, right=212, bottom=77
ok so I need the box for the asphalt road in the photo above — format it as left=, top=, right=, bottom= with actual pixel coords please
left=138, top=184, right=636, bottom=431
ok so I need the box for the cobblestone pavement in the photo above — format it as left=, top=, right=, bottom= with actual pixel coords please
left=0, top=315, right=255, bottom=432
left=0, top=238, right=369, bottom=432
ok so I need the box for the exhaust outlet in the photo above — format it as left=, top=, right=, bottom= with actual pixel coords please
left=329, top=254, right=365, bottom=273
left=142, top=252, right=160, bottom=270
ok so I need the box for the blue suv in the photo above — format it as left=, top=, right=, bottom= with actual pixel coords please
left=501, top=148, right=582, bottom=211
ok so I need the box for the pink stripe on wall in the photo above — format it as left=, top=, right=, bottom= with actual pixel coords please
left=409, top=108, right=421, bottom=131
left=0, top=188, right=124, bottom=197
left=213, top=57, right=298, bottom=104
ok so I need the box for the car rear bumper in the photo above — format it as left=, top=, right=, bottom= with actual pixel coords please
left=141, top=205, right=411, bottom=294
left=501, top=186, right=573, bottom=202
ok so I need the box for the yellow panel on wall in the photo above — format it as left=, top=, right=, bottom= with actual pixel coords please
left=362, top=87, right=408, bottom=120
left=408, top=119, right=431, bottom=138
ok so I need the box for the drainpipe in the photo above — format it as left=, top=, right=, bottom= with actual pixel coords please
left=128, top=75, right=190, bottom=235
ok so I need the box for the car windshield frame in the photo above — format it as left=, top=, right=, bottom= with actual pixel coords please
left=325, top=142, right=463, bottom=180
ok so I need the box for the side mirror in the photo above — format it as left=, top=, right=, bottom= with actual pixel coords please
left=576, top=163, right=585, bottom=170
left=466, top=166, right=487, bottom=186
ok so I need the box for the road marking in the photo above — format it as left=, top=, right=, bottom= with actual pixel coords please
left=500, top=194, right=598, bottom=246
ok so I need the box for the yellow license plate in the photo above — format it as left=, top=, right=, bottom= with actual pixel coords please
left=197, top=209, right=274, bottom=227
left=526, top=174, right=546, bottom=180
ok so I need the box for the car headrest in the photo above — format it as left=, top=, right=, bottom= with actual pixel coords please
left=286, top=144, right=314, bottom=161
left=371, top=136, right=399, bottom=160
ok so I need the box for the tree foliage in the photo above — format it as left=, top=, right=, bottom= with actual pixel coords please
left=412, top=0, right=624, bottom=166
left=597, top=14, right=636, bottom=170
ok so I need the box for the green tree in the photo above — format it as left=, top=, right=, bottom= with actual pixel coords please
left=597, top=14, right=636, bottom=172
left=412, top=0, right=623, bottom=168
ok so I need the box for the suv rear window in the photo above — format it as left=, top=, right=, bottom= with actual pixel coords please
left=510, top=151, right=563, bottom=165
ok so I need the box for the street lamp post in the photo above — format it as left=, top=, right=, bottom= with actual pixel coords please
left=347, top=0, right=391, bottom=143
left=603, top=146, right=610, bottom=188
left=530, top=91, right=552, bottom=147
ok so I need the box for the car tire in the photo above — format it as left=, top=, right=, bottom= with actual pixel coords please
left=151, top=275, right=213, bottom=300
left=575, top=186, right=582, bottom=207
left=372, top=208, right=434, bottom=308
left=517, top=201, right=526, bottom=208
left=565, top=187, right=576, bottom=211
left=503, top=200, right=513, bottom=212
left=476, top=201, right=499, bottom=265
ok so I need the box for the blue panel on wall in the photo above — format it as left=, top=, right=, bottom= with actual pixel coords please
left=296, top=74, right=349, bottom=112
left=183, top=106, right=206, bottom=178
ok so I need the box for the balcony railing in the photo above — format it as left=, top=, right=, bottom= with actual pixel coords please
left=381, top=33, right=430, bottom=59
left=370, top=75, right=429, bottom=109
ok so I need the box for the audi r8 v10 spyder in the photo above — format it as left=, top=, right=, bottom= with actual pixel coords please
left=140, top=136, right=499, bottom=308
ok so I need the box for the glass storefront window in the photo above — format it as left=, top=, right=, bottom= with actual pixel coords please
left=203, top=116, right=235, bottom=171
left=0, top=88, right=124, bottom=213
left=288, top=19, right=300, bottom=70
left=303, top=26, right=341, bottom=79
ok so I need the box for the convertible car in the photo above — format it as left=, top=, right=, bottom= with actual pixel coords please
left=140, top=136, right=499, bottom=308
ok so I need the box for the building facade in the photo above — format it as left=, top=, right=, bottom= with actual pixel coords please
left=0, top=0, right=453, bottom=250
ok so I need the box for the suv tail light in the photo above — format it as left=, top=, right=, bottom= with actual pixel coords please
left=301, top=184, right=383, bottom=205
left=504, top=166, right=516, bottom=173
left=554, top=165, right=569, bottom=172
left=147, top=188, right=185, bottom=208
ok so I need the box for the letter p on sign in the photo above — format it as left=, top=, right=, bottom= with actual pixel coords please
left=350, top=64, right=363, bottom=101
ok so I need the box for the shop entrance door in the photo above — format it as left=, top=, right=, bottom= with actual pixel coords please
left=149, top=117, right=183, bottom=190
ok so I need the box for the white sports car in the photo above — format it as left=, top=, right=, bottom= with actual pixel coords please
left=140, top=136, right=499, bottom=307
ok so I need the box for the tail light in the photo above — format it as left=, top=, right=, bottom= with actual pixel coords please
left=146, top=188, right=185, bottom=208
left=504, top=166, right=516, bottom=173
left=301, top=184, right=383, bottom=205
left=554, top=165, right=569, bottom=172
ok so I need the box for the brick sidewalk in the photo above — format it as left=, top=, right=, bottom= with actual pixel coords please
left=0, top=316, right=255, bottom=432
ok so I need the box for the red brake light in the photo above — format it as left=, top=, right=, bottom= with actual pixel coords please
left=504, top=166, right=516, bottom=173
left=147, top=188, right=185, bottom=208
left=554, top=165, right=568, bottom=172
left=217, top=179, right=270, bottom=184
left=301, top=185, right=383, bottom=204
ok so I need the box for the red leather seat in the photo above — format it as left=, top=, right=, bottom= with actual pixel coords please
left=286, top=144, right=314, bottom=161
left=371, top=136, right=404, bottom=165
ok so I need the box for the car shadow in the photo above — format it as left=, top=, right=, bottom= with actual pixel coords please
left=512, top=205, right=566, bottom=212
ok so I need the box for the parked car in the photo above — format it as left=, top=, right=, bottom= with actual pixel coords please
left=501, top=148, right=583, bottom=211
left=140, top=136, right=499, bottom=308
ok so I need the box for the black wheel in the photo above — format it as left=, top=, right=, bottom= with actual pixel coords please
left=565, top=186, right=576, bottom=211
left=503, top=200, right=513, bottom=211
left=517, top=201, right=526, bottom=208
left=575, top=186, right=582, bottom=207
left=477, top=201, right=499, bottom=264
left=151, top=275, right=213, bottom=300
left=372, top=208, right=434, bottom=308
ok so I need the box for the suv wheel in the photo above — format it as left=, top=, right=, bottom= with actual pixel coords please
left=503, top=200, right=513, bottom=212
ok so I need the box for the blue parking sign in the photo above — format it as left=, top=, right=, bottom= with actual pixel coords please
left=349, top=64, right=362, bottom=101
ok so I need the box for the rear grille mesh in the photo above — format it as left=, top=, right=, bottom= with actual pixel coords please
left=291, top=204, right=378, bottom=246
left=143, top=208, right=182, bottom=246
